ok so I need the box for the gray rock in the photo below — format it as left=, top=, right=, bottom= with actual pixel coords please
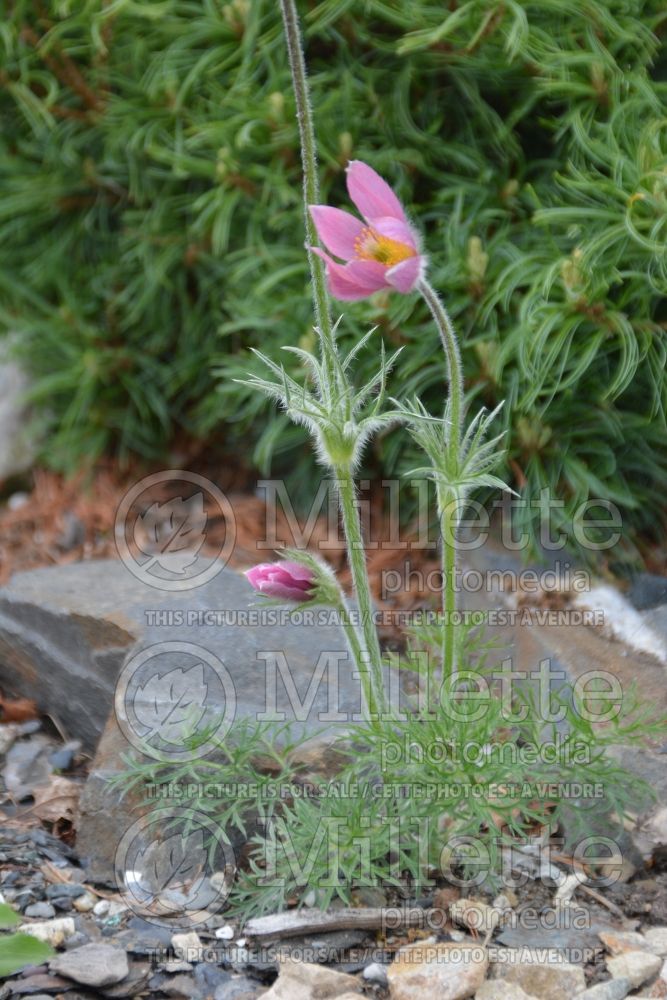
left=12, top=996, right=57, bottom=1000
left=3, top=738, right=53, bottom=801
left=7, top=977, right=72, bottom=997
left=490, top=948, right=586, bottom=1000
left=261, top=958, right=360, bottom=999
left=13, top=889, right=38, bottom=909
left=23, top=903, right=56, bottom=919
left=387, top=941, right=489, bottom=1000
left=0, top=345, right=35, bottom=480
left=643, top=602, right=667, bottom=644
left=642, top=926, right=667, bottom=956
left=0, top=560, right=371, bottom=883
left=498, top=918, right=614, bottom=954
left=362, top=961, right=388, bottom=985
left=0, top=561, right=365, bottom=760
left=114, top=917, right=178, bottom=955
left=475, top=983, right=539, bottom=1000
left=64, top=932, right=91, bottom=951
left=577, top=978, right=632, bottom=1000
left=193, top=964, right=231, bottom=994
left=18, top=916, right=76, bottom=948
left=99, top=963, right=151, bottom=998
left=628, top=574, right=667, bottom=610
left=50, top=898, right=73, bottom=912
left=606, top=950, right=662, bottom=988
left=56, top=512, right=86, bottom=553
left=49, top=944, right=129, bottom=987
left=49, top=742, right=81, bottom=772
left=213, top=979, right=261, bottom=1000
left=0, top=563, right=139, bottom=754
left=45, top=884, right=86, bottom=899
left=161, top=974, right=201, bottom=998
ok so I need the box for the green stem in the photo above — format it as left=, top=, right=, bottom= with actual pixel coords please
left=440, top=492, right=458, bottom=684
left=339, top=601, right=378, bottom=723
left=335, top=466, right=387, bottom=720
left=419, top=278, right=463, bottom=443
left=418, top=279, right=464, bottom=681
left=279, top=0, right=335, bottom=363
left=279, top=0, right=386, bottom=717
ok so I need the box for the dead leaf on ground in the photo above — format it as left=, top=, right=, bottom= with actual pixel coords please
left=28, top=775, right=81, bottom=827
left=0, top=693, right=39, bottom=722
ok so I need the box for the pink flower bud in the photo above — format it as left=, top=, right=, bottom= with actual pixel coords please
left=244, top=560, right=316, bottom=602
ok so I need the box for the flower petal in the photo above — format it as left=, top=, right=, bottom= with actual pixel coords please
left=259, top=580, right=313, bottom=601
left=346, top=160, right=408, bottom=225
left=245, top=564, right=273, bottom=589
left=311, top=248, right=387, bottom=301
left=278, top=560, right=315, bottom=583
left=309, top=205, right=363, bottom=260
left=386, top=255, right=424, bottom=293
left=371, top=215, right=418, bottom=251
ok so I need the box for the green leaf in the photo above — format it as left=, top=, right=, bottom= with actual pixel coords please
left=0, top=903, right=20, bottom=929
left=0, top=933, right=56, bottom=977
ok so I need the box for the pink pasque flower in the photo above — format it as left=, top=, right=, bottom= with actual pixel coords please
left=309, top=160, right=424, bottom=301
left=244, top=561, right=316, bottom=602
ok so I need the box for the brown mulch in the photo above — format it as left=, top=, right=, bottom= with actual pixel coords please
left=0, top=461, right=441, bottom=625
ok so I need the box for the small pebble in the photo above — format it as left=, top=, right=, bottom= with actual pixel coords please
left=607, top=950, right=662, bottom=988
left=214, top=979, right=258, bottom=1000
left=215, top=925, right=234, bottom=940
left=73, top=891, right=96, bottom=912
left=577, top=978, right=633, bottom=1000
left=15, top=890, right=39, bottom=910
left=49, top=943, right=129, bottom=987
left=49, top=745, right=77, bottom=771
left=362, top=962, right=388, bottom=985
left=18, top=917, right=76, bottom=947
left=643, top=926, right=667, bottom=957
left=64, top=931, right=90, bottom=950
left=7, top=492, right=29, bottom=511
left=93, top=899, right=110, bottom=916
left=45, top=883, right=85, bottom=899
left=24, top=903, right=56, bottom=920
left=50, top=897, right=73, bottom=912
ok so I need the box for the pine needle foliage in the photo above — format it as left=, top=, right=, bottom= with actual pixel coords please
left=1, top=1, right=665, bottom=554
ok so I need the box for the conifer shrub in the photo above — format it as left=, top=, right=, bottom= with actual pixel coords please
left=1, top=1, right=665, bottom=555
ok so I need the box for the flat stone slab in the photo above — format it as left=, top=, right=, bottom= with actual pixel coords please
left=0, top=560, right=363, bottom=752
left=3, top=542, right=667, bottom=894
left=0, top=559, right=367, bottom=884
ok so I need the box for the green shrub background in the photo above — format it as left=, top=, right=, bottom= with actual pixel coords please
left=1, top=0, right=666, bottom=556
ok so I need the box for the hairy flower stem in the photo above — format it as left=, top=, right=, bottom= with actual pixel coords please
left=280, top=0, right=387, bottom=718
left=419, top=279, right=464, bottom=681
left=335, top=467, right=387, bottom=721
left=278, top=0, right=336, bottom=369
left=339, top=600, right=379, bottom=724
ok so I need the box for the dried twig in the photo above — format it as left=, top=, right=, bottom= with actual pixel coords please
left=244, top=905, right=437, bottom=941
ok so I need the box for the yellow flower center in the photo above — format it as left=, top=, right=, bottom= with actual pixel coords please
left=354, top=226, right=416, bottom=267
